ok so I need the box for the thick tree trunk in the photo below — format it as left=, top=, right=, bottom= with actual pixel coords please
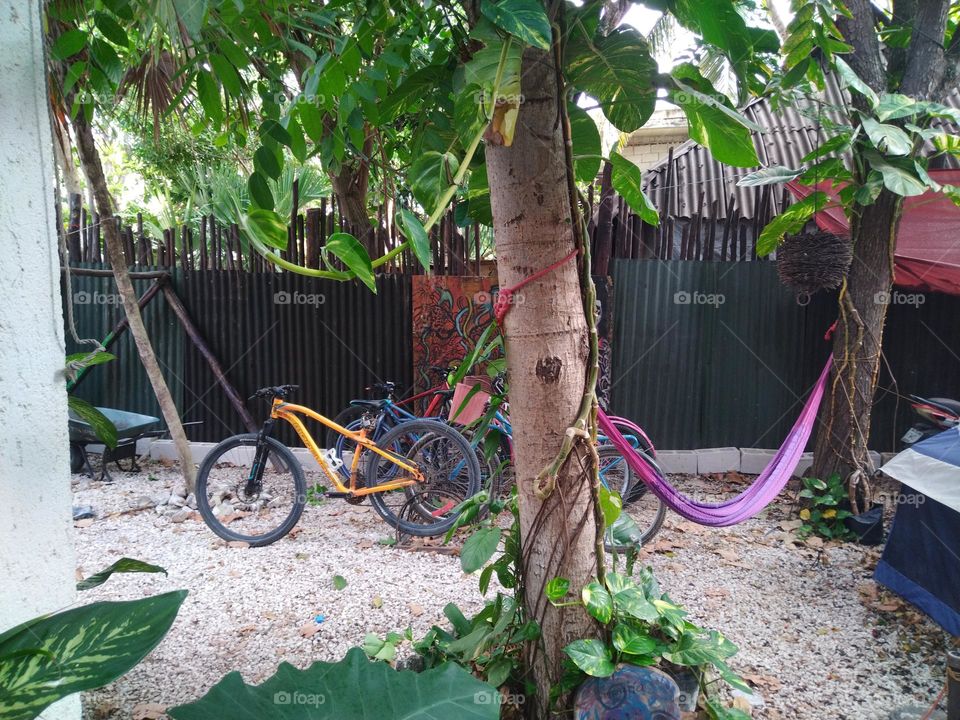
left=485, top=47, right=600, bottom=715
left=330, top=159, right=375, bottom=252
left=811, top=190, right=902, bottom=491
left=71, top=113, right=198, bottom=492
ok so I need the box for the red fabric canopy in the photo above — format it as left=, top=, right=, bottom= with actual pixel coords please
left=787, top=169, right=960, bottom=296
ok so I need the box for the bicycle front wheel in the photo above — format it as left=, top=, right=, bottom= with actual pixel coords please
left=364, top=420, right=481, bottom=537
left=196, top=434, right=306, bottom=547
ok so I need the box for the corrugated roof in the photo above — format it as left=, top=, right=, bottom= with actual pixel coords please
left=641, top=76, right=960, bottom=220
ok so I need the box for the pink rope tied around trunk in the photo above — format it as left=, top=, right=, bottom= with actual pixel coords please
left=494, top=249, right=579, bottom=324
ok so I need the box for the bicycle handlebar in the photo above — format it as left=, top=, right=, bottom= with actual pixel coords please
left=250, top=385, right=300, bottom=400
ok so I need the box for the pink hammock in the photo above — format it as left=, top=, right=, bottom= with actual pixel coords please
left=599, top=357, right=832, bottom=527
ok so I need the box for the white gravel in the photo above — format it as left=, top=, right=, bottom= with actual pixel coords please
left=71, top=463, right=952, bottom=720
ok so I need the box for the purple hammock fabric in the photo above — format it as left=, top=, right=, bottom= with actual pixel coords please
left=598, top=358, right=832, bottom=527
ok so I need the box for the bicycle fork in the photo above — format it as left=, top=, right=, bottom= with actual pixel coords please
left=245, top=419, right=277, bottom=495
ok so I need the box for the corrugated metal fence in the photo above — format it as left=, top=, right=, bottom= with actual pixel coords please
left=609, top=259, right=960, bottom=451
left=67, top=267, right=411, bottom=444
left=68, top=261, right=960, bottom=452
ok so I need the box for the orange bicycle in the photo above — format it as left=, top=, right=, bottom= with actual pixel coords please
left=195, top=385, right=482, bottom=546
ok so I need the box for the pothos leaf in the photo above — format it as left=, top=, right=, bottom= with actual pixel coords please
left=398, top=209, right=432, bottom=272
left=568, top=103, right=601, bottom=184
left=242, top=208, right=287, bottom=250
left=609, top=152, right=659, bottom=226
left=581, top=581, right=613, bottom=624
left=564, top=639, right=615, bottom=677
left=409, top=151, right=460, bottom=212
left=325, top=233, right=376, bottom=292
left=480, top=0, right=552, bottom=50
left=565, top=27, right=658, bottom=133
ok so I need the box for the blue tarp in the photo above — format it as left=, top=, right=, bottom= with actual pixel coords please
left=876, top=429, right=960, bottom=636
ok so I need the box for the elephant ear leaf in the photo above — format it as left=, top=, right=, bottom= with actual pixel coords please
left=168, top=647, right=500, bottom=720
left=0, top=591, right=187, bottom=720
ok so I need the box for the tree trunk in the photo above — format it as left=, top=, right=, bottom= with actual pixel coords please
left=485, top=47, right=600, bottom=715
left=329, top=159, right=375, bottom=252
left=811, top=189, right=903, bottom=492
left=71, top=112, right=198, bottom=492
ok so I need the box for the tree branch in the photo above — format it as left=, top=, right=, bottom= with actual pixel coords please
left=837, top=0, right=887, bottom=92
left=900, top=0, right=950, bottom=98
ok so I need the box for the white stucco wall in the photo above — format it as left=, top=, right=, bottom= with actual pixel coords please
left=0, top=1, right=79, bottom=718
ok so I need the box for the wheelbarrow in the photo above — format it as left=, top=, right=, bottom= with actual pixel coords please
left=69, top=407, right=160, bottom=482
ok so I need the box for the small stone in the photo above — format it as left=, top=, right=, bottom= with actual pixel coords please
left=170, top=508, right=193, bottom=524
left=168, top=493, right=186, bottom=507
left=185, top=493, right=197, bottom=509
left=134, top=495, right=155, bottom=510
left=213, top=502, right=233, bottom=517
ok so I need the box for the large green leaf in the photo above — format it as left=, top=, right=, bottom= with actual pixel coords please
left=326, top=233, right=376, bottom=292
left=604, top=573, right=658, bottom=622
left=756, top=192, right=829, bottom=256
left=248, top=172, right=275, bottom=211
left=67, top=396, right=118, bottom=449
left=409, top=151, right=460, bottom=213
left=861, top=117, right=913, bottom=156
left=242, top=208, right=287, bottom=250
left=865, top=152, right=928, bottom=197
left=609, top=152, right=659, bottom=225
left=612, top=624, right=657, bottom=656
left=671, top=82, right=759, bottom=167
left=568, top=104, right=601, bottom=183
left=565, top=27, right=658, bottom=133
left=461, top=527, right=502, bottom=573
left=168, top=647, right=499, bottom=720
left=464, top=29, right=522, bottom=130
left=564, top=639, right=615, bottom=678
left=397, top=209, right=431, bottom=272
left=51, top=29, right=88, bottom=60
left=480, top=0, right=551, bottom=50
left=662, top=629, right=738, bottom=667
left=834, top=57, right=878, bottom=109
left=77, top=558, right=167, bottom=591
left=0, top=591, right=187, bottom=720
left=581, top=581, right=613, bottom=624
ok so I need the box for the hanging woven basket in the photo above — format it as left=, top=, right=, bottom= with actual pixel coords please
left=777, top=231, right=853, bottom=294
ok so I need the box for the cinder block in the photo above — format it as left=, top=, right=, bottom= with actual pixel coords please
left=793, top=452, right=814, bottom=478
left=740, top=448, right=777, bottom=475
left=696, top=447, right=740, bottom=474
left=655, top=450, right=698, bottom=474
left=148, top=440, right=216, bottom=464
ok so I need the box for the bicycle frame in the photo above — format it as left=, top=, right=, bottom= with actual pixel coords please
left=271, top=399, right=423, bottom=495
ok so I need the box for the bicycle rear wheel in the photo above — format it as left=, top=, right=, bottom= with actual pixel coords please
left=364, top=420, right=481, bottom=536
left=196, top=434, right=306, bottom=547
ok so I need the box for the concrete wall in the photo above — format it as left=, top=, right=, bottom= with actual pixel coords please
left=0, top=2, right=79, bottom=718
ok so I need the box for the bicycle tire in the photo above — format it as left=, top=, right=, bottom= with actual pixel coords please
left=196, top=434, right=306, bottom=547
left=364, top=420, right=481, bottom=536
left=324, top=405, right=366, bottom=449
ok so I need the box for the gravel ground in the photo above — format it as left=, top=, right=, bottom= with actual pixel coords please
left=71, top=462, right=952, bottom=720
